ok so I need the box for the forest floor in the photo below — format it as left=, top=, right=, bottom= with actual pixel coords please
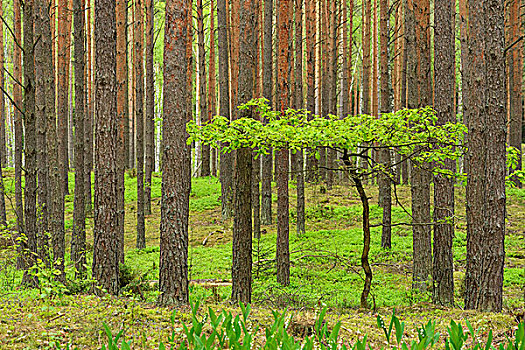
left=0, top=170, right=523, bottom=349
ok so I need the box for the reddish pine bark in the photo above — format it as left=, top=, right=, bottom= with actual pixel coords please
left=158, top=0, right=192, bottom=306
left=92, top=0, right=120, bottom=295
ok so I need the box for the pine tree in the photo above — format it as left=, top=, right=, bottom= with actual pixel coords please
left=92, top=0, right=120, bottom=295
left=158, top=0, right=192, bottom=306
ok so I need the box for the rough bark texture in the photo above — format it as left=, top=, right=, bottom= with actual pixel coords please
left=305, top=0, right=317, bottom=183
left=92, top=0, right=120, bottom=295
left=276, top=0, right=291, bottom=287
left=507, top=0, right=522, bottom=186
left=135, top=0, right=146, bottom=249
left=260, top=0, right=273, bottom=225
left=158, top=0, right=192, bottom=306
left=379, top=0, right=392, bottom=249
left=72, top=0, right=87, bottom=278
left=208, top=0, right=217, bottom=177
left=432, top=0, right=455, bottom=307
left=46, top=0, right=60, bottom=272
left=362, top=0, right=371, bottom=164
left=144, top=0, right=155, bottom=212
left=116, top=0, right=128, bottom=263
left=197, top=0, right=209, bottom=177
left=464, top=0, right=506, bottom=312
left=58, top=0, right=72, bottom=196
left=231, top=0, right=257, bottom=303
left=0, top=3, right=6, bottom=226
left=407, top=0, right=432, bottom=292
left=294, top=0, right=305, bottom=236
left=35, top=0, right=49, bottom=246
left=22, top=0, right=38, bottom=286
left=14, top=0, right=24, bottom=269
left=85, top=0, right=93, bottom=213
left=217, top=0, right=233, bottom=220
left=0, top=2, right=6, bottom=170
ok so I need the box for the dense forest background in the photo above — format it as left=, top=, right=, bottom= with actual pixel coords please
left=0, top=0, right=524, bottom=348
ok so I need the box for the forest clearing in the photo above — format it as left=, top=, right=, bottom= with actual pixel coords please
left=0, top=174, right=523, bottom=348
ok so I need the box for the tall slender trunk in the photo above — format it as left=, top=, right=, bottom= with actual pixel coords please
left=85, top=0, right=93, bottom=213
left=379, top=0, right=392, bottom=249
left=361, top=0, right=371, bottom=174
left=409, top=0, right=432, bottom=292
left=208, top=0, right=217, bottom=177
left=92, top=0, right=120, bottom=295
left=72, top=0, right=87, bottom=278
left=144, top=0, right=155, bottom=213
left=0, top=2, right=5, bottom=170
left=22, top=0, right=38, bottom=286
left=197, top=0, right=209, bottom=177
left=464, top=0, right=506, bottom=313
left=135, top=0, right=146, bottom=249
left=35, top=0, right=50, bottom=261
left=58, top=0, right=73, bottom=196
left=294, top=0, right=305, bottom=235
left=41, top=0, right=59, bottom=270
left=158, top=0, right=192, bottom=306
left=432, top=0, right=455, bottom=307
left=507, top=0, right=522, bottom=186
left=276, top=0, right=291, bottom=287
left=305, top=0, right=316, bottom=182
left=252, top=1, right=262, bottom=240
left=116, top=0, right=128, bottom=262
left=0, top=2, right=7, bottom=226
left=231, top=0, right=257, bottom=304
left=260, top=0, right=273, bottom=225
left=14, top=0, right=25, bottom=269
left=218, top=0, right=233, bottom=220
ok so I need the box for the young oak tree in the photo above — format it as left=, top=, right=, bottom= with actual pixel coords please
left=189, top=100, right=465, bottom=309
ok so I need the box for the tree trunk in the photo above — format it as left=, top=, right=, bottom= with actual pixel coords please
left=407, top=0, right=432, bottom=292
left=116, top=0, right=128, bottom=263
left=35, top=0, right=52, bottom=262
left=22, top=0, right=38, bottom=286
left=13, top=0, right=25, bottom=269
left=197, top=0, right=209, bottom=177
left=464, top=0, right=506, bottom=312
left=158, top=0, right=192, bottom=306
left=305, top=0, right=317, bottom=183
left=0, top=3, right=7, bottom=227
left=0, top=1, right=6, bottom=170
left=260, top=0, right=273, bottom=225
left=85, top=0, right=93, bottom=213
left=231, top=0, right=257, bottom=303
left=144, top=0, right=155, bottom=214
left=217, top=0, right=233, bottom=220
left=276, top=0, right=291, bottom=286
left=294, top=0, right=305, bottom=236
left=507, top=0, right=522, bottom=187
left=92, top=0, right=120, bottom=295
left=208, top=0, right=217, bottom=177
left=379, top=0, right=392, bottom=249
left=41, top=2, right=60, bottom=274
left=72, top=0, right=87, bottom=278
left=135, top=0, right=146, bottom=249
left=432, top=0, right=455, bottom=307
left=361, top=0, right=371, bottom=175
left=58, top=0, right=73, bottom=196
